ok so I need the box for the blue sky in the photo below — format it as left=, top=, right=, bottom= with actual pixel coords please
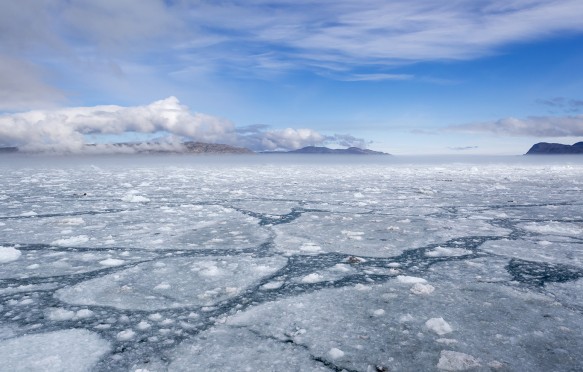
left=1, top=0, right=583, bottom=154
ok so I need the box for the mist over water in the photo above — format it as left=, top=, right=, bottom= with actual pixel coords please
left=3, top=153, right=583, bottom=170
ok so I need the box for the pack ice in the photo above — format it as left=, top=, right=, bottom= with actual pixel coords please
left=1, top=155, right=583, bottom=371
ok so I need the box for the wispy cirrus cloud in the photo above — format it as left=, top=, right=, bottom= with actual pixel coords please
left=537, top=97, right=583, bottom=113
left=448, top=146, right=479, bottom=151
left=447, top=115, right=583, bottom=137
left=177, top=0, right=583, bottom=67
left=3, top=1, right=583, bottom=110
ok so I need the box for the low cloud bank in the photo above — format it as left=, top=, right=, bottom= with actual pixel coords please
left=448, top=115, right=583, bottom=137
left=0, top=97, right=367, bottom=153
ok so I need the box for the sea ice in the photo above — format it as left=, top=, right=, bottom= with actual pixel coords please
left=168, top=327, right=328, bottom=371
left=0, top=330, right=109, bottom=372
left=3, top=155, right=583, bottom=370
left=56, top=255, right=287, bottom=310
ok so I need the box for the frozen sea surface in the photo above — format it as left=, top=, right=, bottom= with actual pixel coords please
left=1, top=154, right=583, bottom=371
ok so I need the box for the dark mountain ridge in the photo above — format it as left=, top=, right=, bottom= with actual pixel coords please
left=262, top=146, right=390, bottom=155
left=525, top=142, right=583, bottom=154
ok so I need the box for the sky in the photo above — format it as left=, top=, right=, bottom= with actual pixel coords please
left=1, top=0, right=583, bottom=154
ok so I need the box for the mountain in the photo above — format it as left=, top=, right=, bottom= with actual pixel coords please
left=0, top=147, right=18, bottom=153
left=0, top=142, right=254, bottom=155
left=525, top=142, right=583, bottom=154
left=98, top=141, right=254, bottom=154
left=262, top=146, right=390, bottom=155
left=166, top=141, right=253, bottom=154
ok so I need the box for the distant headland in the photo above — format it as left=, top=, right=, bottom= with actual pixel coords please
left=261, top=146, right=390, bottom=155
left=525, top=142, right=583, bottom=154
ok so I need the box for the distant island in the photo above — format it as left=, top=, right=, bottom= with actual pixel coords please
left=525, top=142, right=583, bottom=154
left=0, top=143, right=390, bottom=155
left=0, top=142, right=253, bottom=155
left=262, top=146, right=390, bottom=155
left=107, top=141, right=254, bottom=154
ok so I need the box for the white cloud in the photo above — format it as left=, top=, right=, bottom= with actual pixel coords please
left=259, top=128, right=326, bottom=150
left=0, top=97, right=368, bottom=152
left=0, top=97, right=235, bottom=152
left=448, top=115, right=583, bottom=137
left=235, top=125, right=370, bottom=151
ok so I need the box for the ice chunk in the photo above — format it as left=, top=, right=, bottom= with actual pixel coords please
left=0, top=247, right=21, bottom=263
left=372, top=309, right=385, bottom=316
left=51, top=235, right=89, bottom=247
left=116, top=329, right=136, bottom=341
left=425, top=246, right=472, bottom=257
left=410, top=283, right=435, bottom=295
left=425, top=317, right=453, bottom=335
left=46, top=308, right=76, bottom=321
left=261, top=281, right=284, bottom=290
left=75, top=309, right=94, bottom=319
left=121, top=193, right=150, bottom=203
left=301, top=273, right=325, bottom=283
left=0, top=330, right=109, bottom=372
left=437, top=350, right=481, bottom=370
left=99, top=258, right=125, bottom=267
left=328, top=347, right=345, bottom=359
left=397, top=275, right=427, bottom=284
left=137, top=321, right=151, bottom=330
left=46, top=307, right=94, bottom=321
